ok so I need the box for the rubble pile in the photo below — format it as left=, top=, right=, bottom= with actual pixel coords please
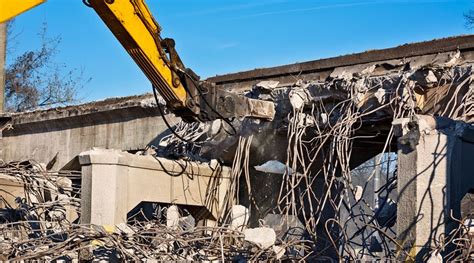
left=0, top=161, right=308, bottom=261
left=1, top=49, right=474, bottom=261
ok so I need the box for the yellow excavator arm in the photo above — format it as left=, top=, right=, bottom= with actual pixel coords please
left=87, top=0, right=188, bottom=112
left=0, top=0, right=46, bottom=23
left=1, top=0, right=275, bottom=122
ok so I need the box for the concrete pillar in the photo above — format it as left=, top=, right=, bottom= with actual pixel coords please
left=0, top=22, right=6, bottom=112
left=395, top=115, right=474, bottom=261
left=78, top=148, right=231, bottom=226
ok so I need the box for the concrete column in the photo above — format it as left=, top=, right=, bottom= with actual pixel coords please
left=397, top=130, right=448, bottom=260
left=0, top=22, right=6, bottom=112
left=79, top=155, right=129, bottom=225
left=394, top=115, right=474, bottom=261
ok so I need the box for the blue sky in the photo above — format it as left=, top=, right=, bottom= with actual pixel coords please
left=7, top=0, right=474, bottom=102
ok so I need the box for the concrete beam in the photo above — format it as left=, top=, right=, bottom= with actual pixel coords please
left=78, top=148, right=231, bottom=225
left=0, top=94, right=178, bottom=170
left=208, top=35, right=474, bottom=85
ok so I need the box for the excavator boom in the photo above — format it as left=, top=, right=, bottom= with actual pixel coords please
left=88, top=0, right=188, bottom=112
left=2, top=0, right=275, bottom=122
left=0, top=0, right=46, bottom=23
left=87, top=0, right=275, bottom=122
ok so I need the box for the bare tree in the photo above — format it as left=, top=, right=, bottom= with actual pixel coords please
left=5, top=21, right=89, bottom=112
left=465, top=10, right=474, bottom=29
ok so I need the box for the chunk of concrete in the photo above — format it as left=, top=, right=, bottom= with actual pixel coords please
left=426, top=252, right=443, bottom=263
left=55, top=177, right=72, bottom=193
left=254, top=160, right=289, bottom=175
left=178, top=215, right=195, bottom=232
left=289, top=89, right=309, bottom=110
left=166, top=205, right=180, bottom=228
left=116, top=223, right=134, bottom=236
left=320, top=113, right=328, bottom=125
left=230, top=205, right=249, bottom=231
left=374, top=88, right=386, bottom=104
left=244, top=227, right=276, bottom=249
left=273, top=245, right=285, bottom=260
left=354, top=185, right=363, bottom=202
left=461, top=191, right=474, bottom=219
left=256, top=80, right=279, bottom=91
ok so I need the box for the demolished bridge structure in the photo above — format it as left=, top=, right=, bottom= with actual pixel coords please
left=1, top=35, right=474, bottom=261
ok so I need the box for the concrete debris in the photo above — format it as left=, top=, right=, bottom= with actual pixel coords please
left=354, top=78, right=367, bottom=93
left=426, top=252, right=443, bottom=263
left=374, top=88, right=386, bottom=104
left=394, top=115, right=444, bottom=137
left=178, top=215, right=195, bottom=232
left=320, top=112, right=328, bottom=125
left=461, top=192, right=474, bottom=219
left=289, top=88, right=310, bottom=110
left=209, top=120, right=223, bottom=136
left=230, top=205, right=249, bottom=231
left=293, top=112, right=316, bottom=127
left=254, top=160, right=289, bottom=174
left=209, top=159, right=219, bottom=170
left=165, top=206, right=195, bottom=231
left=273, top=245, right=285, bottom=259
left=410, top=69, right=439, bottom=89
left=139, top=97, right=159, bottom=108
left=31, top=162, right=47, bottom=173
left=256, top=80, right=280, bottom=91
left=354, top=185, right=363, bottom=202
left=443, top=50, right=461, bottom=67
left=392, top=117, right=411, bottom=136
left=361, top=64, right=376, bottom=75
left=166, top=205, right=180, bottom=228
left=416, top=115, right=438, bottom=135
left=244, top=227, right=276, bottom=249
left=245, top=97, right=276, bottom=121
left=135, top=147, right=156, bottom=156
left=335, top=70, right=353, bottom=81
left=425, top=70, right=438, bottom=85
left=0, top=161, right=280, bottom=261
left=116, top=223, right=135, bottom=236
left=55, top=177, right=73, bottom=192
left=464, top=218, right=474, bottom=234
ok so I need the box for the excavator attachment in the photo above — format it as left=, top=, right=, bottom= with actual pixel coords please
left=88, top=0, right=275, bottom=122
left=0, top=0, right=46, bottom=23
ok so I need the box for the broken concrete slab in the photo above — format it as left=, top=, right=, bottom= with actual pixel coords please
left=166, top=205, right=180, bottom=228
left=230, top=205, right=249, bottom=231
left=244, top=227, right=276, bottom=249
left=254, top=160, right=288, bottom=174
left=273, top=245, right=285, bottom=259
left=256, top=80, right=280, bottom=91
